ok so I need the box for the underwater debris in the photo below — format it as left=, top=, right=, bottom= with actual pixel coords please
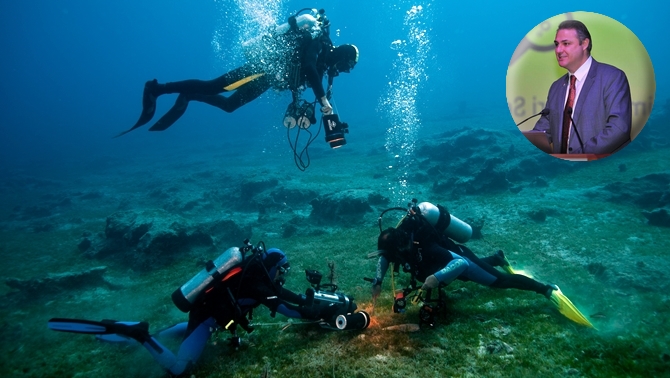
left=382, top=323, right=420, bottom=332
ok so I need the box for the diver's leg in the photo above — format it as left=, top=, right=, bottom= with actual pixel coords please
left=456, top=245, right=551, bottom=295
left=149, top=93, right=189, bottom=131
left=147, top=69, right=272, bottom=130
left=122, top=64, right=265, bottom=136
left=458, top=254, right=551, bottom=295
left=425, top=254, right=469, bottom=289
left=161, top=64, right=264, bottom=96
left=155, top=322, right=189, bottom=339
left=188, top=73, right=273, bottom=113
left=455, top=246, right=505, bottom=278
left=165, top=317, right=218, bottom=375
left=489, top=273, right=554, bottom=296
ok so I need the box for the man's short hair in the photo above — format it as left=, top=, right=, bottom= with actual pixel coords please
left=557, top=20, right=592, bottom=54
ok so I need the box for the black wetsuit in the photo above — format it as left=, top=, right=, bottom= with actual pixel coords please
left=186, top=261, right=309, bottom=336
left=409, top=236, right=550, bottom=294
left=149, top=29, right=331, bottom=131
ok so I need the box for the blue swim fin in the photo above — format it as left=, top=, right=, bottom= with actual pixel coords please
left=48, top=318, right=151, bottom=343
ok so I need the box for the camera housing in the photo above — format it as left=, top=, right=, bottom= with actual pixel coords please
left=322, top=114, right=349, bottom=148
left=303, top=269, right=369, bottom=330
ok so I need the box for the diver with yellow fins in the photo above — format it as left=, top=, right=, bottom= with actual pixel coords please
left=369, top=199, right=594, bottom=328
left=117, top=8, right=358, bottom=137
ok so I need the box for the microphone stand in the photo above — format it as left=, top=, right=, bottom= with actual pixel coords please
left=516, top=109, right=550, bottom=126
left=566, top=107, right=584, bottom=152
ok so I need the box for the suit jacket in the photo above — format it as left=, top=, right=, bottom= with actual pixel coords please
left=533, top=58, right=632, bottom=154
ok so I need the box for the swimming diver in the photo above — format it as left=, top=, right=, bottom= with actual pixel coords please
left=117, top=9, right=358, bottom=137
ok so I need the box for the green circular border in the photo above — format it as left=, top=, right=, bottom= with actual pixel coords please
left=507, top=11, right=655, bottom=144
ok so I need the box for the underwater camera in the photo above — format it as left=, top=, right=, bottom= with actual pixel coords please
left=322, top=114, right=349, bottom=148
left=283, top=101, right=316, bottom=129
left=393, top=291, right=407, bottom=313
left=304, top=269, right=370, bottom=330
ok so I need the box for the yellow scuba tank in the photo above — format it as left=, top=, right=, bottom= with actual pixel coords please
left=171, top=247, right=244, bottom=313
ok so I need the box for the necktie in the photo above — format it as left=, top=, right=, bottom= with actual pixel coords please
left=561, top=75, right=577, bottom=153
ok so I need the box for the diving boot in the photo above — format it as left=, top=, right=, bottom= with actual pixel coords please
left=495, top=250, right=515, bottom=274
left=100, top=319, right=152, bottom=344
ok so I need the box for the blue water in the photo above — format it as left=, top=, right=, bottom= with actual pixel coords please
left=1, top=0, right=667, bottom=168
left=1, top=1, right=669, bottom=376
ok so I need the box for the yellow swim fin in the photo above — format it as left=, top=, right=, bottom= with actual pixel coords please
left=223, top=73, right=265, bottom=91
left=549, top=286, right=595, bottom=328
left=495, top=250, right=516, bottom=274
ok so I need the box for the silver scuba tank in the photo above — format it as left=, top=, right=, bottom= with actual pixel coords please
left=417, top=202, right=472, bottom=244
left=171, top=247, right=244, bottom=313
left=274, top=12, right=321, bottom=38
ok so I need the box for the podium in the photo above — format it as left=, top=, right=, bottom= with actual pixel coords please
left=550, top=154, right=610, bottom=161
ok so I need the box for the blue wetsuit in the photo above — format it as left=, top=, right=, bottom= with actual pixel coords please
left=375, top=235, right=550, bottom=295
left=99, top=263, right=310, bottom=375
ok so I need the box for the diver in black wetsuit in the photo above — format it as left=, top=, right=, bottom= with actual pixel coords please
left=370, top=202, right=556, bottom=302
left=369, top=201, right=595, bottom=328
left=50, top=248, right=325, bottom=376
left=118, top=9, right=358, bottom=137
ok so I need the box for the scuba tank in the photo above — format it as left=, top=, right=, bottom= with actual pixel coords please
left=378, top=200, right=473, bottom=244
left=416, top=202, right=472, bottom=244
left=172, top=247, right=244, bottom=313
left=275, top=11, right=321, bottom=38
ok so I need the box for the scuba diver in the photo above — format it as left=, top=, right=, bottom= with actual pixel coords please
left=49, top=243, right=367, bottom=376
left=370, top=200, right=594, bottom=328
left=117, top=8, right=358, bottom=137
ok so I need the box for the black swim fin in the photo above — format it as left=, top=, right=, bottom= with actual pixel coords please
left=148, top=93, right=189, bottom=132
left=115, top=79, right=160, bottom=138
left=48, top=318, right=152, bottom=344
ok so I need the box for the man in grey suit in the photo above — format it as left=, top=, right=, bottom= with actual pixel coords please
left=533, top=20, right=632, bottom=155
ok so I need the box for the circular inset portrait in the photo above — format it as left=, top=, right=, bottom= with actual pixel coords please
left=506, top=11, right=655, bottom=161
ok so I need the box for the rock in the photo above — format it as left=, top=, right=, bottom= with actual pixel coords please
left=310, top=190, right=376, bottom=225
left=282, top=224, right=298, bottom=238
left=83, top=210, right=233, bottom=271
left=465, top=217, right=485, bottom=239
left=240, top=178, right=279, bottom=200
left=528, top=210, right=547, bottom=222
left=199, top=219, right=251, bottom=245
left=586, top=262, right=607, bottom=278
left=77, top=237, right=92, bottom=252
left=5, top=266, right=112, bottom=300
left=599, top=173, right=670, bottom=209
left=642, top=207, right=670, bottom=227
left=270, top=187, right=318, bottom=206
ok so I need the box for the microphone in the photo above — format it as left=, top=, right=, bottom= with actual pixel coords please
left=516, top=108, right=550, bottom=126
left=566, top=107, right=584, bottom=151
